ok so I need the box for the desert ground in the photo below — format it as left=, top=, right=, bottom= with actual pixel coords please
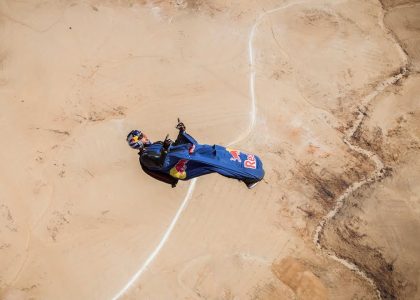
left=0, top=0, right=419, bottom=299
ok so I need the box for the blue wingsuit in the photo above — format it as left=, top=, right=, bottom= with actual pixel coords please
left=139, top=130, right=265, bottom=187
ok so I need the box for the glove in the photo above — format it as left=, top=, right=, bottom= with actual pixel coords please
left=163, top=136, right=173, bottom=150
left=176, top=118, right=186, bottom=132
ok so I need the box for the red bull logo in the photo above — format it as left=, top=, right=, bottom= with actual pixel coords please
left=244, top=154, right=256, bottom=169
left=226, top=148, right=241, bottom=163
left=170, top=159, right=188, bottom=179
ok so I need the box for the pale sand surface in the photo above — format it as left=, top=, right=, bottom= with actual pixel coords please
left=0, top=0, right=419, bottom=299
left=385, top=4, right=420, bottom=72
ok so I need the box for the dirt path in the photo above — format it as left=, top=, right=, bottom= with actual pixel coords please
left=111, top=2, right=307, bottom=298
left=313, top=2, right=411, bottom=298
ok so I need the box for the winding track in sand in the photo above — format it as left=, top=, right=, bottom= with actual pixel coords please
left=312, top=69, right=407, bottom=300
left=312, top=3, right=410, bottom=299
left=111, top=2, right=307, bottom=299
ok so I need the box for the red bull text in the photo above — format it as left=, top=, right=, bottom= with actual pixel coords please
left=244, top=154, right=256, bottom=169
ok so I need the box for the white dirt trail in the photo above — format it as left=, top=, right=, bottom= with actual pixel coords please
left=312, top=3, right=410, bottom=299
left=111, top=2, right=305, bottom=299
left=312, top=68, right=407, bottom=300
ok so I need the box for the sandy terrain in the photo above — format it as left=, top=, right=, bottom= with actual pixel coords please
left=0, top=0, right=419, bottom=299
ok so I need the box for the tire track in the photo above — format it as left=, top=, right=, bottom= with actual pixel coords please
left=111, top=2, right=307, bottom=299
left=111, top=178, right=197, bottom=300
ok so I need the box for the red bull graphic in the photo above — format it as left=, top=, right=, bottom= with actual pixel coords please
left=138, top=130, right=264, bottom=186
left=244, top=154, right=256, bottom=169
left=170, top=159, right=188, bottom=179
left=226, top=148, right=241, bottom=163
